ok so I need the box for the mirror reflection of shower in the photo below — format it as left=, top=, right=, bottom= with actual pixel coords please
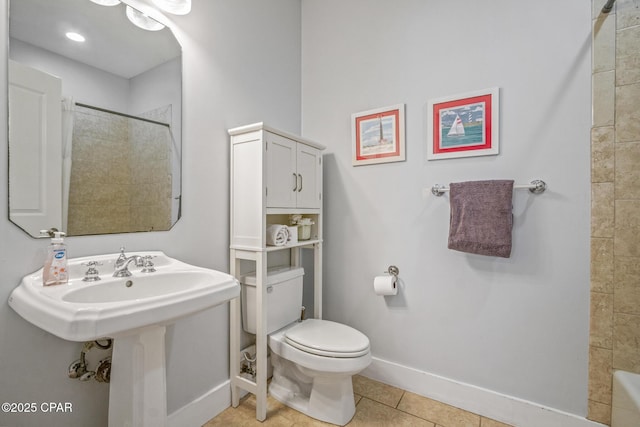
left=66, top=102, right=181, bottom=235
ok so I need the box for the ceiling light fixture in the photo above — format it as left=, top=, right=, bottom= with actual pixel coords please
left=65, top=32, right=86, bottom=42
left=125, top=5, right=165, bottom=31
left=89, top=0, right=121, bottom=6
left=151, top=0, right=191, bottom=15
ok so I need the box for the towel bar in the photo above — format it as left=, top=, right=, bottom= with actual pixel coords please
left=431, top=180, right=546, bottom=197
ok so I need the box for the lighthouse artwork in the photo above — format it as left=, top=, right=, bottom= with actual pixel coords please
left=352, top=104, right=406, bottom=166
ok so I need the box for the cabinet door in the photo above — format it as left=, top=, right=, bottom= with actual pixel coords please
left=266, top=133, right=297, bottom=208
left=296, top=144, right=321, bottom=209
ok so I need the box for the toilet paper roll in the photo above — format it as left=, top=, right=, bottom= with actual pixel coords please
left=374, top=275, right=397, bottom=296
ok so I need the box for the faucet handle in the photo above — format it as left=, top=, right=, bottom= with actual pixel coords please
left=115, top=247, right=127, bottom=267
left=141, top=255, right=156, bottom=273
left=81, top=261, right=103, bottom=282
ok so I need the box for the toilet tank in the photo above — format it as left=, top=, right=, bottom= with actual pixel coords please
left=241, top=267, right=304, bottom=334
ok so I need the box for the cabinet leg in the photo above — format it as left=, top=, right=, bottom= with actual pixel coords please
left=229, top=252, right=241, bottom=408
left=255, top=252, right=268, bottom=421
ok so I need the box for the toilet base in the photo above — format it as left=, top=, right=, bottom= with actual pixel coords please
left=269, top=354, right=356, bottom=426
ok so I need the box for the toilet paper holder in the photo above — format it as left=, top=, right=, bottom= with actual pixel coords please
left=386, top=265, right=399, bottom=277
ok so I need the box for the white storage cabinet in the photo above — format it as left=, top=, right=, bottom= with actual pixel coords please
left=228, top=123, right=324, bottom=422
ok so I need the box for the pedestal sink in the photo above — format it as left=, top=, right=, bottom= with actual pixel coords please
left=8, top=251, right=240, bottom=427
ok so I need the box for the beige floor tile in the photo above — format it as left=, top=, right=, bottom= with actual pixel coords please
left=352, top=375, right=405, bottom=408
left=205, top=378, right=511, bottom=427
left=397, top=391, right=480, bottom=427
left=203, top=394, right=294, bottom=427
left=480, top=417, right=513, bottom=427
left=349, top=397, right=435, bottom=427
left=354, top=393, right=363, bottom=405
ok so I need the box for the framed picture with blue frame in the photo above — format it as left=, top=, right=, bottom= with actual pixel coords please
left=426, top=87, right=499, bottom=160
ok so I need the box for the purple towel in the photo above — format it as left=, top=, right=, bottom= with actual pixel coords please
left=448, top=180, right=514, bottom=258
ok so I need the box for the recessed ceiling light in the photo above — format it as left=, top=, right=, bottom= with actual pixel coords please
left=65, top=32, right=86, bottom=42
left=89, top=0, right=121, bottom=6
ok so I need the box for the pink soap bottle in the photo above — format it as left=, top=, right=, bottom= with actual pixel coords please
left=41, top=231, right=68, bottom=286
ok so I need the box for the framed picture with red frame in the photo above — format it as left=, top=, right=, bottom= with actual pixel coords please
left=426, top=88, right=499, bottom=160
left=352, top=104, right=405, bottom=166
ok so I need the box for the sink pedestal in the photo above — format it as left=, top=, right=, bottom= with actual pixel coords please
left=8, top=251, right=241, bottom=426
left=109, top=326, right=167, bottom=427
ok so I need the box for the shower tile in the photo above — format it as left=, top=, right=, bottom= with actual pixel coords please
left=588, top=345, right=613, bottom=403
left=352, top=375, right=404, bottom=408
left=593, top=0, right=611, bottom=17
left=592, top=182, right=615, bottom=238
left=616, top=25, right=640, bottom=85
left=613, top=313, right=640, bottom=371
left=615, top=82, right=640, bottom=142
left=350, top=397, right=434, bottom=427
left=614, top=200, right=640, bottom=256
left=587, top=398, right=611, bottom=425
left=593, top=13, right=616, bottom=73
left=592, top=126, right=615, bottom=182
left=615, top=142, right=640, bottom=198
left=614, top=256, right=640, bottom=315
left=397, top=391, right=480, bottom=427
left=617, top=0, right=640, bottom=30
left=590, top=292, right=613, bottom=348
left=591, top=238, right=614, bottom=293
left=593, top=70, right=616, bottom=127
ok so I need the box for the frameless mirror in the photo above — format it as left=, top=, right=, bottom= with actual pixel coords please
left=8, top=0, right=182, bottom=237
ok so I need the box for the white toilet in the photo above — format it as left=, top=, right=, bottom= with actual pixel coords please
left=242, top=267, right=371, bottom=426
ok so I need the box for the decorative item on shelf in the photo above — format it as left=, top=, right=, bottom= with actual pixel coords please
left=289, top=215, right=315, bottom=241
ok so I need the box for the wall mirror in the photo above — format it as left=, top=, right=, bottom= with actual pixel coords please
left=8, top=0, right=182, bottom=237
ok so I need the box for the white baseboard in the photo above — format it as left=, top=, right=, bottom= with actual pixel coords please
left=168, top=380, right=230, bottom=427
left=362, top=357, right=607, bottom=427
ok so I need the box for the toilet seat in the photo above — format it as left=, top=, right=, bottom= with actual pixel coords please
left=284, top=319, right=370, bottom=358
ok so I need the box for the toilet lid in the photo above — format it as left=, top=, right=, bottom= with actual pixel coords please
left=284, top=319, right=370, bottom=358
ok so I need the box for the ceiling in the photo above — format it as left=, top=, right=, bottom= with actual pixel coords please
left=9, top=0, right=181, bottom=79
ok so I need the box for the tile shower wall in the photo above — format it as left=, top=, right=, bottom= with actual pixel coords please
left=67, top=105, right=172, bottom=235
left=589, top=0, right=640, bottom=424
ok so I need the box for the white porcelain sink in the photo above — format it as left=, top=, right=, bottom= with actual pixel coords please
left=8, top=251, right=240, bottom=427
left=63, top=271, right=222, bottom=303
left=9, top=251, right=239, bottom=341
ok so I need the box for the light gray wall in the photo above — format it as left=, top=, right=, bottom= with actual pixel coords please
left=0, top=0, right=301, bottom=426
left=10, top=38, right=131, bottom=112
left=301, top=0, right=592, bottom=417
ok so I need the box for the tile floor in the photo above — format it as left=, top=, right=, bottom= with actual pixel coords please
left=203, top=375, right=514, bottom=427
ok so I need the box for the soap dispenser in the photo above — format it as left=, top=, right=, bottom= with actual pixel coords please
left=41, top=230, right=68, bottom=286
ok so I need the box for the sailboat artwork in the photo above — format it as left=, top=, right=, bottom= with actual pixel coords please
left=447, top=114, right=465, bottom=137
left=439, top=102, right=486, bottom=149
left=427, top=87, right=499, bottom=160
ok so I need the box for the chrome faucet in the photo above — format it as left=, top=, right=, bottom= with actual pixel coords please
left=113, top=255, right=144, bottom=277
